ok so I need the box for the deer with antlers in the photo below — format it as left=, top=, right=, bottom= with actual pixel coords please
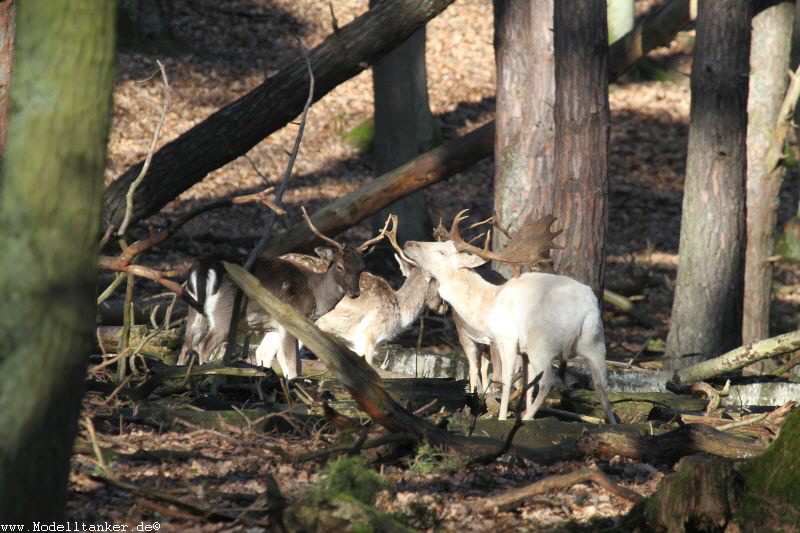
left=176, top=207, right=385, bottom=379
left=403, top=210, right=616, bottom=422
left=254, top=215, right=444, bottom=367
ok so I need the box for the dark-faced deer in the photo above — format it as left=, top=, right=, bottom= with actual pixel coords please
left=403, top=211, right=616, bottom=422
left=255, top=215, right=443, bottom=366
left=176, top=207, right=384, bottom=379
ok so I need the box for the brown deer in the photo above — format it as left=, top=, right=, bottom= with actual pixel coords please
left=254, top=215, right=444, bottom=366
left=176, top=207, right=384, bottom=379
left=403, top=210, right=616, bottom=422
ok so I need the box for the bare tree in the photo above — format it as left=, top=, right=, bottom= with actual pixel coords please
left=665, top=1, right=752, bottom=368
left=0, top=0, right=14, bottom=156
left=743, top=2, right=794, bottom=347
left=0, top=0, right=116, bottom=520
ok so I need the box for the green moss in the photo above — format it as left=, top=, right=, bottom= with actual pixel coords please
left=317, top=455, right=386, bottom=505
left=341, top=117, right=375, bottom=153
left=737, top=408, right=800, bottom=529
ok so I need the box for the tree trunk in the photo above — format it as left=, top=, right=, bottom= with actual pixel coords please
left=743, top=3, right=794, bottom=350
left=370, top=0, right=437, bottom=244
left=492, top=0, right=556, bottom=278
left=0, top=0, right=115, bottom=521
left=607, top=0, right=634, bottom=44
left=102, top=0, right=455, bottom=230
left=664, top=1, right=751, bottom=369
left=552, top=0, right=609, bottom=295
left=0, top=0, right=14, bottom=157
left=493, top=0, right=609, bottom=293
left=633, top=407, right=800, bottom=531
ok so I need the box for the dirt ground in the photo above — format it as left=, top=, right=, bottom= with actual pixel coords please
left=76, top=0, right=800, bottom=530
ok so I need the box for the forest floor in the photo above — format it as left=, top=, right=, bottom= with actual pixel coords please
left=75, top=0, right=800, bottom=530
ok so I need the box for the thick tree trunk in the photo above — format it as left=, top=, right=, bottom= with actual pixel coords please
left=370, top=1, right=437, bottom=244
left=493, top=0, right=609, bottom=293
left=664, top=1, right=751, bottom=369
left=0, top=0, right=115, bottom=521
left=551, top=0, right=609, bottom=294
left=102, top=0, right=455, bottom=230
left=0, top=0, right=14, bottom=157
left=633, top=408, right=800, bottom=531
left=743, top=3, right=794, bottom=350
left=492, top=0, right=555, bottom=278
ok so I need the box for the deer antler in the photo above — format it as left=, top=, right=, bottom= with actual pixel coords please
left=301, top=206, right=344, bottom=251
left=357, top=215, right=391, bottom=253
left=450, top=209, right=562, bottom=267
left=381, top=214, right=415, bottom=264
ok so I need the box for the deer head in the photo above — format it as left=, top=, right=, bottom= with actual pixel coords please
left=403, top=210, right=562, bottom=278
left=301, top=206, right=386, bottom=298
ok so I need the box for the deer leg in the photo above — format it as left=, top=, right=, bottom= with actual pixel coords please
left=479, top=348, right=490, bottom=395
left=178, top=308, right=206, bottom=365
left=489, top=343, right=502, bottom=394
left=276, top=327, right=300, bottom=380
left=522, top=353, right=553, bottom=421
left=254, top=331, right=281, bottom=368
left=580, top=345, right=616, bottom=424
left=496, top=340, right=517, bottom=421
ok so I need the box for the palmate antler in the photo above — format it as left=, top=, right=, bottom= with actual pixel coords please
left=450, top=209, right=563, bottom=268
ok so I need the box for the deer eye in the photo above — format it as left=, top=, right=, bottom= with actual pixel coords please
left=437, top=250, right=446, bottom=256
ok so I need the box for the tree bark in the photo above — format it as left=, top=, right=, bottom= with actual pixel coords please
left=0, top=0, right=14, bottom=157
left=551, top=0, right=609, bottom=294
left=743, top=2, right=794, bottom=348
left=370, top=0, right=437, bottom=244
left=665, top=1, right=751, bottom=368
left=632, top=408, right=800, bottom=531
left=102, top=0, right=455, bottom=230
left=492, top=0, right=556, bottom=279
left=493, top=0, right=609, bottom=293
left=0, top=0, right=115, bottom=521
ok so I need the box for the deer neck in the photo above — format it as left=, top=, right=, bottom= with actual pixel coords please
left=396, top=269, right=430, bottom=329
left=436, top=269, right=498, bottom=336
left=307, top=267, right=345, bottom=319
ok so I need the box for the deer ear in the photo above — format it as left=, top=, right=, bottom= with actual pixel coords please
left=314, top=247, right=335, bottom=262
left=457, top=252, right=487, bottom=269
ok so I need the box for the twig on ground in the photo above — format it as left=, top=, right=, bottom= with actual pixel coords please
left=90, top=474, right=269, bottom=526
left=294, top=432, right=418, bottom=463
left=690, top=382, right=721, bottom=416
left=83, top=416, right=108, bottom=475
left=480, top=467, right=642, bottom=512
left=118, top=61, right=171, bottom=236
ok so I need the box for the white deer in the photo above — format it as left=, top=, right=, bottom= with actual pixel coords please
left=403, top=211, right=616, bottom=422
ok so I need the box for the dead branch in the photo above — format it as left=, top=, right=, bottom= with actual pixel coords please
left=673, top=329, right=800, bottom=384
left=117, top=60, right=170, bottom=236
left=89, top=475, right=269, bottom=526
left=481, top=467, right=642, bottom=513
left=294, top=432, right=417, bottom=463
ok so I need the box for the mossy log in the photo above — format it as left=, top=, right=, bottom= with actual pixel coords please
left=627, top=409, right=800, bottom=530
left=558, top=389, right=708, bottom=423
left=95, top=325, right=180, bottom=362
left=451, top=415, right=763, bottom=466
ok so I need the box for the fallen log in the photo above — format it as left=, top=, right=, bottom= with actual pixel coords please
left=103, top=0, right=456, bottom=227
left=673, top=329, right=800, bottom=384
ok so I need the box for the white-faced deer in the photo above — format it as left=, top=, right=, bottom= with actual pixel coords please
left=403, top=211, right=616, bottom=422
left=254, top=215, right=443, bottom=366
left=176, top=208, right=384, bottom=379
